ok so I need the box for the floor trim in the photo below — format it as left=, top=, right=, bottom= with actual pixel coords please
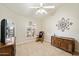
left=16, top=39, right=35, bottom=46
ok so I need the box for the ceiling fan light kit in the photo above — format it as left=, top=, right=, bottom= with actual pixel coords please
left=29, top=3, right=55, bottom=15
left=35, top=8, right=48, bottom=15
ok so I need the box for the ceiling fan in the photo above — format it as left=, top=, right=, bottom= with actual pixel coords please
left=29, top=3, right=55, bottom=15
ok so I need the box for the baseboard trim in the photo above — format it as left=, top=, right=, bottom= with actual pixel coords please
left=16, top=39, right=50, bottom=46
left=16, top=39, right=35, bottom=46
left=44, top=39, right=51, bottom=43
left=44, top=40, right=51, bottom=43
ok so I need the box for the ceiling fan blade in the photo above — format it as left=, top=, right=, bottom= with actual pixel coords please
left=29, top=7, right=40, bottom=9
left=43, top=6, right=55, bottom=8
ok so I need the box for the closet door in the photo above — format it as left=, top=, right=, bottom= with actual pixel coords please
left=1, top=19, right=7, bottom=44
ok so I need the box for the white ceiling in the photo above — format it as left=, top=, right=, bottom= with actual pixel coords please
left=1, top=3, right=62, bottom=19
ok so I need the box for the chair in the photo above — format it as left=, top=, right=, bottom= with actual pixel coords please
left=36, top=31, right=44, bottom=43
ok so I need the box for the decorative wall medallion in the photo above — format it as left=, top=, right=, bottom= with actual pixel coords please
left=56, top=17, right=73, bottom=32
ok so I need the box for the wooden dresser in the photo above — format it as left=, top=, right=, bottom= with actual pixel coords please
left=51, top=35, right=75, bottom=54
left=0, top=37, right=16, bottom=56
left=0, top=42, right=15, bottom=56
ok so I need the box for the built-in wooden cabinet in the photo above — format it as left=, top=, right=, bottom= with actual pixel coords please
left=0, top=44, right=15, bottom=56
left=51, top=36, right=75, bottom=54
left=0, top=42, right=16, bottom=56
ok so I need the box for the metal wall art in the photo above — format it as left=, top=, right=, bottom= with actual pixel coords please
left=56, top=17, right=73, bottom=32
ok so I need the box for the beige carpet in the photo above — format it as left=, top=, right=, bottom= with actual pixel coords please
left=16, top=41, right=72, bottom=56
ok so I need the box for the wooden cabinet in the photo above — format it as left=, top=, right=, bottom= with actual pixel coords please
left=51, top=36, right=75, bottom=54
left=0, top=43, right=15, bottom=56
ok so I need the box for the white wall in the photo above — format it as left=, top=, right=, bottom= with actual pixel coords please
left=42, top=4, right=79, bottom=52
left=0, top=5, right=42, bottom=44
